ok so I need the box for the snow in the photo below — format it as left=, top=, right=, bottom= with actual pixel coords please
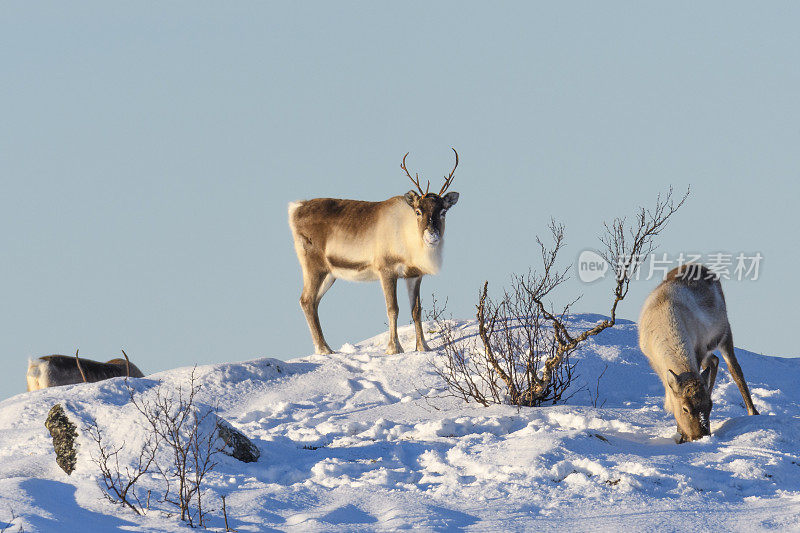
left=1, top=314, right=799, bottom=532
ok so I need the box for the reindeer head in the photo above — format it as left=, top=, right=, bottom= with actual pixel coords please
left=401, top=149, right=460, bottom=247
left=667, top=365, right=716, bottom=442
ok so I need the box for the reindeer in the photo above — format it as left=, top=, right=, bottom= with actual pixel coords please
left=288, top=149, right=460, bottom=355
left=638, top=263, right=758, bottom=442
left=26, top=349, right=144, bottom=391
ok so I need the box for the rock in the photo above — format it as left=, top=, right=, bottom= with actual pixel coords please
left=45, top=404, right=78, bottom=475
left=216, top=417, right=260, bottom=463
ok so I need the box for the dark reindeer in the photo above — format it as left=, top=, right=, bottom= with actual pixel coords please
left=26, top=349, right=144, bottom=391
left=289, top=149, right=461, bottom=354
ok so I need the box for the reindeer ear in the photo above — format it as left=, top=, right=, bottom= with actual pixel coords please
left=667, top=370, right=681, bottom=393
left=442, top=191, right=459, bottom=209
left=404, top=190, right=420, bottom=207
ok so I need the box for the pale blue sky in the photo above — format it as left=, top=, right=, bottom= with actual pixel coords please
left=2, top=2, right=798, bottom=400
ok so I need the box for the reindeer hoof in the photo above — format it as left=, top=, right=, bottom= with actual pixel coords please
left=316, top=345, right=334, bottom=355
left=385, top=345, right=404, bottom=355
left=416, top=342, right=432, bottom=352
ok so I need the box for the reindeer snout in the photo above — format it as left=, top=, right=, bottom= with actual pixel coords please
left=699, top=412, right=711, bottom=434
left=423, top=230, right=441, bottom=246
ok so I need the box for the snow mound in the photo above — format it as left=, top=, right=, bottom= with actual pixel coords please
left=1, top=315, right=799, bottom=531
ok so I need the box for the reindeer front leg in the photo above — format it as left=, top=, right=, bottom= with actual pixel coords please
left=379, top=272, right=403, bottom=354
left=406, top=276, right=431, bottom=352
left=701, top=353, right=719, bottom=393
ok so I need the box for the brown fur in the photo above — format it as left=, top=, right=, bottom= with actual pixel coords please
left=27, top=354, right=145, bottom=391
left=669, top=371, right=714, bottom=443
left=291, top=198, right=385, bottom=247
left=327, top=255, right=371, bottom=272
left=289, top=188, right=459, bottom=355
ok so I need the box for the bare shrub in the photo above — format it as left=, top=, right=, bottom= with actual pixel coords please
left=130, top=370, right=220, bottom=528
left=432, top=272, right=579, bottom=406
left=89, top=369, right=221, bottom=528
left=87, top=419, right=158, bottom=516
left=434, top=187, right=688, bottom=407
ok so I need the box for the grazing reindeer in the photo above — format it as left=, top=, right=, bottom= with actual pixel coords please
left=638, top=264, right=758, bottom=442
left=289, top=149, right=460, bottom=355
left=26, top=349, right=144, bottom=391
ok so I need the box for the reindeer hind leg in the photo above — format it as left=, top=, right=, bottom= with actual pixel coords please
left=317, top=273, right=335, bottom=302
left=719, top=329, right=759, bottom=415
left=300, top=268, right=335, bottom=355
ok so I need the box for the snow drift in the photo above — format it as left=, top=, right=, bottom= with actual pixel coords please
left=1, top=315, right=799, bottom=531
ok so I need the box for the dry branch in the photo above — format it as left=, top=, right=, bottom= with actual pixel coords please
left=129, top=369, right=220, bottom=527
left=88, top=418, right=158, bottom=516
left=434, top=187, right=688, bottom=407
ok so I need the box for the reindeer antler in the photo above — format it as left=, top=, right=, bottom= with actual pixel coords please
left=121, top=349, right=131, bottom=379
left=439, top=147, right=459, bottom=195
left=401, top=152, right=430, bottom=195
left=75, top=348, right=88, bottom=383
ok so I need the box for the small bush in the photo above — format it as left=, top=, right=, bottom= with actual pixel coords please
left=434, top=188, right=688, bottom=407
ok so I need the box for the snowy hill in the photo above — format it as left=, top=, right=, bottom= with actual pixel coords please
left=1, top=315, right=799, bottom=532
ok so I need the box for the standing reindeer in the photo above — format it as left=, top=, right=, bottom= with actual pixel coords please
left=26, top=349, right=144, bottom=391
left=289, top=149, right=460, bottom=355
left=638, top=264, right=758, bottom=442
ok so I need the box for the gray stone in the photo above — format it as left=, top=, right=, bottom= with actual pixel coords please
left=45, top=404, right=78, bottom=475
left=216, top=417, right=260, bottom=463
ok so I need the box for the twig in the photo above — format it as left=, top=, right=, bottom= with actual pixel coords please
left=0, top=509, right=19, bottom=533
left=222, top=495, right=236, bottom=532
left=591, top=364, right=608, bottom=408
